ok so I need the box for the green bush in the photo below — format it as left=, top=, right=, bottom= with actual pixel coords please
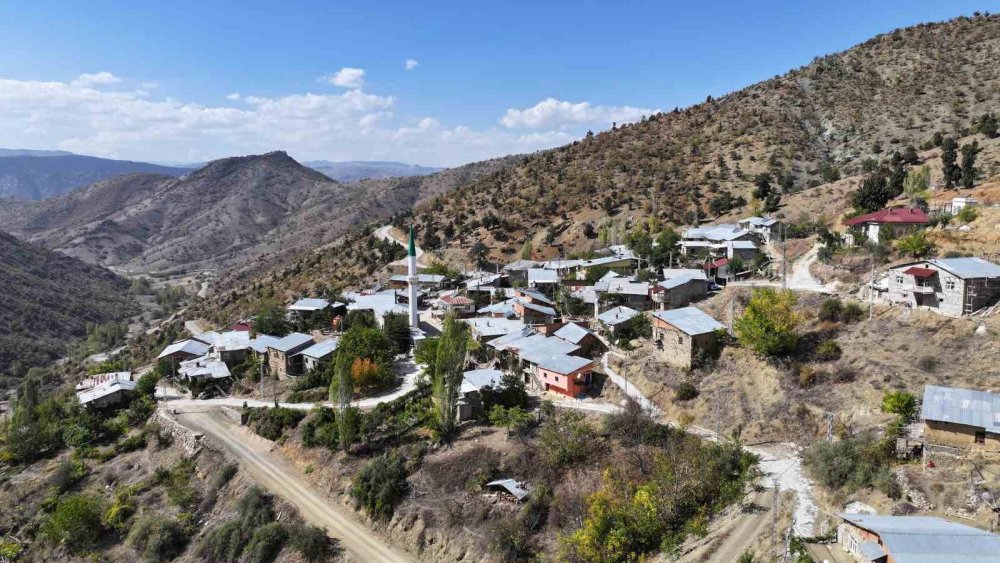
left=675, top=382, right=699, bottom=401
left=818, top=299, right=843, bottom=322
left=881, top=391, right=917, bottom=421
left=156, top=458, right=199, bottom=509
left=301, top=407, right=339, bottom=449
left=841, top=302, right=864, bottom=323
left=803, top=432, right=899, bottom=499
left=539, top=412, right=595, bottom=467
left=734, top=289, right=799, bottom=357
left=244, top=407, right=306, bottom=441
left=244, top=522, right=288, bottom=563
left=127, top=515, right=188, bottom=562
left=115, top=432, right=148, bottom=454
left=198, top=487, right=275, bottom=562
left=42, top=494, right=105, bottom=553
left=815, top=340, right=842, bottom=361
left=351, top=451, right=409, bottom=521
left=287, top=524, right=330, bottom=562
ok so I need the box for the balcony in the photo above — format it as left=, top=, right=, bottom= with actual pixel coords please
left=907, top=285, right=935, bottom=295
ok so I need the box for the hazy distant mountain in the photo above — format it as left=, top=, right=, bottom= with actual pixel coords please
left=0, top=149, right=75, bottom=157
left=0, top=153, right=188, bottom=200
left=304, top=160, right=442, bottom=182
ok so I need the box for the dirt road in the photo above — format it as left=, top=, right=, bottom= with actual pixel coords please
left=680, top=487, right=776, bottom=562
left=176, top=409, right=413, bottom=562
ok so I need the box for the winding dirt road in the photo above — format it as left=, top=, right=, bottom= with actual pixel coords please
left=176, top=409, right=413, bottom=562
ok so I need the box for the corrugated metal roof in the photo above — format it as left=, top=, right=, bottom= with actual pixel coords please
left=268, top=332, right=314, bottom=353
left=461, top=369, right=504, bottom=394
left=516, top=288, right=554, bottom=305
left=463, top=317, right=526, bottom=338
left=179, top=356, right=232, bottom=380
left=287, top=298, right=331, bottom=311
left=486, top=479, right=531, bottom=501
left=840, top=514, right=1000, bottom=563
left=844, top=206, right=929, bottom=226
left=249, top=334, right=281, bottom=354
left=503, top=259, right=542, bottom=271
left=515, top=298, right=557, bottom=317
left=553, top=323, right=592, bottom=345
left=75, top=371, right=132, bottom=391
left=536, top=353, right=592, bottom=375
left=740, top=216, right=778, bottom=227
left=602, top=280, right=650, bottom=296
left=345, top=290, right=409, bottom=318
left=659, top=269, right=709, bottom=289
left=597, top=306, right=641, bottom=326
left=930, top=257, right=1000, bottom=279
left=158, top=339, right=211, bottom=359
left=298, top=339, right=339, bottom=359
left=683, top=224, right=750, bottom=242
left=486, top=326, right=537, bottom=349
left=389, top=273, right=447, bottom=283
left=477, top=299, right=517, bottom=318
left=212, top=330, right=252, bottom=352
left=920, top=385, right=1000, bottom=433
left=526, top=269, right=559, bottom=283
left=78, top=379, right=137, bottom=405
left=651, top=306, right=724, bottom=335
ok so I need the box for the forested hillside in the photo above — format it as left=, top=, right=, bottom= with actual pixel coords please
left=0, top=231, right=137, bottom=383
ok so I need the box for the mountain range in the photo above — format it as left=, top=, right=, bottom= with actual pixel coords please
left=304, top=160, right=441, bottom=183
left=0, top=154, right=189, bottom=200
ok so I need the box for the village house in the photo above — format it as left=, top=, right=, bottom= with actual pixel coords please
left=738, top=216, right=781, bottom=243
left=157, top=339, right=211, bottom=365
left=388, top=273, right=447, bottom=291
left=533, top=353, right=593, bottom=398
left=551, top=322, right=603, bottom=357
left=345, top=289, right=411, bottom=327
left=920, top=385, right=1000, bottom=452
left=650, top=307, right=725, bottom=369
left=266, top=332, right=315, bottom=379
left=208, top=330, right=252, bottom=364
left=943, top=196, right=978, bottom=215
left=596, top=279, right=652, bottom=311
left=513, top=298, right=557, bottom=325
left=596, top=305, right=641, bottom=337
left=882, top=257, right=1000, bottom=316
left=836, top=513, right=1000, bottom=562
left=178, top=355, right=232, bottom=381
left=514, top=287, right=554, bottom=306
left=679, top=224, right=755, bottom=256
left=487, top=329, right=590, bottom=396
left=703, top=257, right=730, bottom=283
left=77, top=377, right=137, bottom=408
left=436, top=294, right=475, bottom=317
left=574, top=254, right=637, bottom=279
left=652, top=269, right=709, bottom=310
left=249, top=334, right=281, bottom=359
left=463, top=317, right=526, bottom=343
left=296, top=339, right=339, bottom=372
left=286, top=298, right=344, bottom=316
left=525, top=268, right=560, bottom=292
left=844, top=206, right=929, bottom=244
left=75, top=371, right=133, bottom=393
left=457, top=368, right=504, bottom=421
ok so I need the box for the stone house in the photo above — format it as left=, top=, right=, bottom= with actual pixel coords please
left=921, top=385, right=1000, bottom=452
left=296, top=339, right=339, bottom=373
left=836, top=513, right=1000, bottom=562
left=650, top=307, right=725, bottom=369
left=883, top=257, right=1000, bottom=316
left=266, top=332, right=315, bottom=379
left=652, top=269, right=709, bottom=310
left=738, top=216, right=781, bottom=243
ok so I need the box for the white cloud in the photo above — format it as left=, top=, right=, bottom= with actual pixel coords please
left=70, top=71, right=123, bottom=88
left=501, top=97, right=657, bottom=130
left=0, top=75, right=645, bottom=167
left=404, top=59, right=419, bottom=70
left=326, top=67, right=365, bottom=89
left=226, top=92, right=241, bottom=100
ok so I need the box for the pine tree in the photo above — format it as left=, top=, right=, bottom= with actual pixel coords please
left=960, top=142, right=979, bottom=188
left=940, top=137, right=960, bottom=187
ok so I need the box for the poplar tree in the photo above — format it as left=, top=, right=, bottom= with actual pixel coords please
left=432, top=313, right=468, bottom=440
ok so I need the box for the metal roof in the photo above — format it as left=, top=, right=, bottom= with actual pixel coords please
left=844, top=206, right=929, bottom=226
left=212, top=330, right=252, bottom=352
left=597, top=306, right=641, bottom=326
left=683, top=224, right=751, bottom=242
left=602, top=280, right=650, bottom=296
left=503, top=259, right=542, bottom=271
left=726, top=240, right=758, bottom=249
left=486, top=326, right=538, bottom=349
left=839, top=513, right=1000, bottom=563
left=553, top=322, right=592, bottom=345
left=78, top=379, right=137, bottom=405
left=651, top=306, right=725, bottom=335
left=463, top=317, right=526, bottom=338
left=298, top=338, right=339, bottom=359
left=477, top=299, right=518, bottom=318
left=389, top=273, right=447, bottom=283
left=158, top=339, right=211, bottom=359
left=526, top=268, right=559, bottom=284
left=930, top=257, right=1000, bottom=279
left=268, top=332, right=315, bottom=353
left=740, top=216, right=778, bottom=227
left=461, top=368, right=504, bottom=394
left=516, top=288, right=554, bottom=305
left=179, top=355, right=232, bottom=380
left=345, top=290, right=409, bottom=317
left=535, top=353, right=592, bottom=375
left=287, top=298, right=331, bottom=311
left=486, top=479, right=531, bottom=501
left=249, top=334, right=281, bottom=354
left=578, top=255, right=635, bottom=268
left=75, top=371, right=132, bottom=391
left=920, top=385, right=1000, bottom=433
left=659, top=269, right=709, bottom=289
left=515, top=298, right=557, bottom=318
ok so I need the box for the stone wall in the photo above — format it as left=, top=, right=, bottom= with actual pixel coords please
left=152, top=409, right=204, bottom=455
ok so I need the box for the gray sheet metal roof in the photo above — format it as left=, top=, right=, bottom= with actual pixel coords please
left=526, top=268, right=559, bottom=284
left=78, top=379, right=137, bottom=404
left=921, top=385, right=1000, bottom=433
left=683, top=224, right=750, bottom=242
left=597, top=306, right=641, bottom=326
left=179, top=356, right=232, bottom=380
left=298, top=338, right=339, bottom=359
left=651, top=306, right=725, bottom=335
left=553, top=322, right=592, bottom=345
left=268, top=332, right=314, bottom=353
left=603, top=280, right=650, bottom=296
left=486, top=479, right=531, bottom=501
left=477, top=299, right=518, bottom=318
left=659, top=269, right=709, bottom=290
left=464, top=317, right=526, bottom=338
left=487, top=326, right=538, bottom=349
left=516, top=288, right=554, bottom=305
left=249, top=334, right=281, bottom=354
left=461, top=368, right=504, bottom=393
left=839, top=513, right=1000, bottom=562
left=287, top=298, right=331, bottom=311
left=515, top=298, right=557, bottom=317
left=389, top=273, right=446, bottom=283
left=536, top=353, right=592, bottom=375
left=930, top=257, right=1000, bottom=279
left=503, top=259, right=542, bottom=271
left=740, top=216, right=778, bottom=227
left=158, top=339, right=211, bottom=359
left=212, top=330, right=251, bottom=352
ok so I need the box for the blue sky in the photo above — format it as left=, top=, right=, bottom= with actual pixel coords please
left=0, top=1, right=990, bottom=166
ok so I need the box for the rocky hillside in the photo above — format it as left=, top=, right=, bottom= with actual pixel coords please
left=0, top=231, right=137, bottom=380
left=1, top=151, right=514, bottom=275
left=304, top=160, right=442, bottom=182
left=0, top=153, right=188, bottom=200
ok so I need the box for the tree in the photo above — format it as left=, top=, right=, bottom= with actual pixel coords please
left=4, top=375, right=61, bottom=463
left=851, top=167, right=897, bottom=214
left=432, top=313, right=469, bottom=440
left=470, top=241, right=489, bottom=269
left=42, top=494, right=106, bottom=553
left=751, top=173, right=772, bottom=200
left=902, top=165, right=929, bottom=206
left=254, top=301, right=290, bottom=336
left=734, top=288, right=799, bottom=357
left=519, top=238, right=533, bottom=260
left=895, top=231, right=933, bottom=258
left=381, top=312, right=412, bottom=356
left=960, top=142, right=979, bottom=188
left=977, top=113, right=998, bottom=139
left=881, top=391, right=917, bottom=421
left=488, top=405, right=533, bottom=438
left=940, top=137, right=960, bottom=187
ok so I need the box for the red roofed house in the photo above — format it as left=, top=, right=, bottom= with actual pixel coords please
left=437, top=294, right=475, bottom=317
left=844, top=206, right=929, bottom=244
left=703, top=258, right=730, bottom=283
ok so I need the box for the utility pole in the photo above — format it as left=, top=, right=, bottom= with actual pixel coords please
left=771, top=478, right=781, bottom=560
left=869, top=248, right=876, bottom=320
left=781, top=225, right=788, bottom=290
left=713, top=393, right=722, bottom=441
left=259, top=357, right=265, bottom=402
left=826, top=412, right=835, bottom=442
left=727, top=294, right=735, bottom=336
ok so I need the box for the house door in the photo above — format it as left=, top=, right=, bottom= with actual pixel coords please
left=975, top=430, right=986, bottom=444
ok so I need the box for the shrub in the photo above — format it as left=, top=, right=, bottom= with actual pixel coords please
left=803, top=432, right=898, bottom=498
left=881, top=391, right=917, bottom=421
left=956, top=205, right=978, bottom=223
left=198, top=487, right=275, bottom=562
left=841, top=302, right=864, bottom=323
left=115, top=432, right=148, bottom=454
left=244, top=407, right=306, bottom=441
left=351, top=451, right=409, bottom=521
left=539, top=412, right=595, bottom=467
left=42, top=494, right=105, bottom=553
left=244, top=522, right=288, bottom=563
left=815, top=340, right=842, bottom=361
left=734, top=288, right=799, bottom=357
left=916, top=355, right=938, bottom=372
left=287, top=524, right=331, bottom=562
left=127, top=515, right=188, bottom=562
left=157, top=458, right=199, bottom=509
left=301, top=407, right=339, bottom=448
left=675, top=382, right=699, bottom=401
left=50, top=459, right=87, bottom=493
left=818, top=299, right=843, bottom=322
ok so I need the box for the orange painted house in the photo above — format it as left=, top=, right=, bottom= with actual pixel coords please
left=534, top=355, right=593, bottom=397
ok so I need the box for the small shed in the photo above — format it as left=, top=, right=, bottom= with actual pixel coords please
left=486, top=479, right=531, bottom=502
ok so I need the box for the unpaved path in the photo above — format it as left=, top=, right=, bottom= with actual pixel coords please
left=175, top=409, right=413, bottom=562
left=729, top=243, right=833, bottom=293
left=679, top=487, right=776, bottom=562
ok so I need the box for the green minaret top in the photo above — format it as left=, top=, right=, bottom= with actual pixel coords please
left=408, top=226, right=416, bottom=257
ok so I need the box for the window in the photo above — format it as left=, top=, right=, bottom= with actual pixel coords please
left=975, top=431, right=986, bottom=445
left=677, top=335, right=683, bottom=345
left=895, top=275, right=904, bottom=284
left=945, top=279, right=956, bottom=291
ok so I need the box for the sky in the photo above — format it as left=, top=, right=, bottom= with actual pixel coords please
left=0, top=1, right=992, bottom=167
